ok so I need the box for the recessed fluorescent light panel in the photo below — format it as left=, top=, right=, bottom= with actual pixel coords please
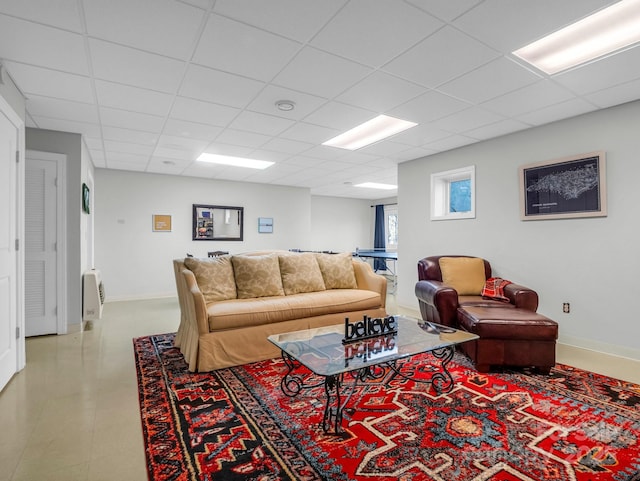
left=197, top=153, right=274, bottom=169
left=323, top=115, right=417, bottom=150
left=354, top=182, right=397, bottom=190
left=513, top=0, right=640, bottom=74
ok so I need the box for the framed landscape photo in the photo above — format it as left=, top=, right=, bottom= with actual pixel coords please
left=519, top=151, right=607, bottom=220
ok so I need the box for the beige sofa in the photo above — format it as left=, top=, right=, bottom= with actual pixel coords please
left=173, top=251, right=387, bottom=371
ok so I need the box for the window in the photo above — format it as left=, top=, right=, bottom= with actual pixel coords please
left=386, top=208, right=398, bottom=247
left=431, top=166, right=475, bottom=220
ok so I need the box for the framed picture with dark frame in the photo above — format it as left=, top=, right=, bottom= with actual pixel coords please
left=519, top=151, right=607, bottom=220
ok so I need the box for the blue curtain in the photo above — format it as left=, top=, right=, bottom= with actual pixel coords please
left=373, top=204, right=386, bottom=271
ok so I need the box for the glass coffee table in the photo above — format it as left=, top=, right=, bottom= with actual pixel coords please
left=267, top=315, right=478, bottom=435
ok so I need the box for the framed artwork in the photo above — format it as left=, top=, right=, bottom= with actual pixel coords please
left=193, top=204, right=244, bottom=241
left=519, top=151, right=607, bottom=220
left=152, top=215, right=172, bottom=232
left=258, top=217, right=273, bottom=233
left=82, top=183, right=90, bottom=214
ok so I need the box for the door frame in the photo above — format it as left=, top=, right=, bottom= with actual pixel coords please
left=26, top=150, right=67, bottom=335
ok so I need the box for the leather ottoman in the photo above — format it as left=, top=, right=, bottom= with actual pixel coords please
left=456, top=306, right=558, bottom=374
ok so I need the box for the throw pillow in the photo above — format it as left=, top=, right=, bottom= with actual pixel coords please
left=184, top=256, right=237, bottom=303
left=232, top=253, right=285, bottom=299
left=439, top=257, right=486, bottom=295
left=315, top=252, right=357, bottom=289
left=278, top=253, right=326, bottom=295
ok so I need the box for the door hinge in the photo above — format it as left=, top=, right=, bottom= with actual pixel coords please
left=15, top=238, right=19, bottom=251
left=16, top=326, right=20, bottom=339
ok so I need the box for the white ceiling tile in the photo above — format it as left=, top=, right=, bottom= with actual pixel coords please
left=454, top=0, right=616, bottom=53
left=358, top=140, right=413, bottom=157
left=100, top=107, right=165, bottom=133
left=193, top=14, right=301, bottom=82
left=90, top=39, right=186, bottom=93
left=434, top=107, right=506, bottom=134
left=405, top=0, right=482, bottom=22
left=481, top=80, right=575, bottom=117
left=554, top=45, right=640, bottom=95
left=157, top=135, right=209, bottom=152
left=214, top=129, right=271, bottom=148
left=331, top=151, right=380, bottom=165
left=424, top=134, right=477, bottom=152
left=261, top=137, right=314, bottom=155
left=177, top=0, right=213, bottom=10
left=515, top=98, right=598, bottom=126
left=106, top=160, right=148, bottom=172
left=4, top=62, right=94, bottom=103
left=390, top=90, right=471, bottom=124
left=300, top=145, right=353, bottom=161
left=105, top=151, right=149, bottom=165
left=162, top=119, right=222, bottom=140
left=26, top=95, right=98, bottom=124
left=465, top=118, right=531, bottom=140
left=104, top=140, right=155, bottom=156
left=200, top=143, right=253, bottom=157
left=152, top=146, right=200, bottom=161
left=247, top=85, right=328, bottom=120
left=585, top=78, right=640, bottom=109
left=170, top=97, right=239, bottom=127
left=272, top=47, right=372, bottom=98
left=146, top=156, right=193, bottom=175
left=0, top=0, right=83, bottom=32
left=229, top=111, right=295, bottom=136
left=391, top=124, right=451, bottom=146
left=302, top=101, right=375, bottom=130
left=213, top=0, right=346, bottom=42
left=280, top=122, right=340, bottom=144
left=0, top=14, right=88, bottom=75
left=310, top=0, right=442, bottom=67
left=95, top=80, right=174, bottom=117
left=384, top=26, right=499, bottom=88
left=180, top=64, right=265, bottom=108
left=337, top=71, right=426, bottom=112
left=437, top=57, right=541, bottom=104
left=389, top=146, right=436, bottom=163
left=31, top=116, right=102, bottom=138
left=83, top=0, right=205, bottom=59
left=102, top=126, right=159, bottom=145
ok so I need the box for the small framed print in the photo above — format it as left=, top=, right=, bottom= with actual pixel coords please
left=258, top=217, right=273, bottom=233
left=519, top=151, right=607, bottom=220
left=153, top=214, right=172, bottom=232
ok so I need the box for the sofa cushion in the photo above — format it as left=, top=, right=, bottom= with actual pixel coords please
left=207, top=289, right=381, bottom=330
left=184, top=256, right=237, bottom=302
left=439, top=257, right=486, bottom=295
left=278, top=253, right=326, bottom=295
left=316, top=253, right=357, bottom=289
left=232, top=253, right=285, bottom=299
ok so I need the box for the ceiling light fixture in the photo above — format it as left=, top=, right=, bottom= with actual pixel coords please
left=354, top=182, right=397, bottom=190
left=197, top=153, right=274, bottom=170
left=323, top=114, right=418, bottom=150
left=275, top=100, right=296, bottom=111
left=513, top=0, right=640, bottom=74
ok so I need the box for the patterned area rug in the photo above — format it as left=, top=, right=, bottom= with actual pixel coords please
left=134, top=333, right=640, bottom=481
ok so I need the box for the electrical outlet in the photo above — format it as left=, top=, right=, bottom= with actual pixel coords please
left=563, top=302, right=570, bottom=313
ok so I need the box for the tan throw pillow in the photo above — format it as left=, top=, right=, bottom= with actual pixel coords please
left=232, top=253, right=285, bottom=299
left=184, top=256, right=237, bottom=303
left=316, top=253, right=357, bottom=289
left=278, top=253, right=326, bottom=295
left=439, top=257, right=486, bottom=295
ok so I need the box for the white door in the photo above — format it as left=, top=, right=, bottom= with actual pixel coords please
left=0, top=109, right=19, bottom=390
left=25, top=155, right=59, bottom=336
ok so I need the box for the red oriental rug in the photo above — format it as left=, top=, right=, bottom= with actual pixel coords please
left=134, top=333, right=640, bottom=481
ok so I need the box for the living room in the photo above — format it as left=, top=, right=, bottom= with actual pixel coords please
left=2, top=1, right=640, bottom=479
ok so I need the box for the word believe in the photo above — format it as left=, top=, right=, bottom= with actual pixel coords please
left=343, top=315, right=397, bottom=344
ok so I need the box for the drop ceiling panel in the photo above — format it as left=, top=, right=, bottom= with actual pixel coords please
left=193, top=14, right=301, bottom=82
left=170, top=97, right=240, bottom=127
left=95, top=80, right=174, bottom=117
left=585, top=78, right=640, bottom=109
left=162, top=119, right=222, bottom=141
left=4, top=62, right=94, bottom=103
left=390, top=90, right=471, bottom=124
left=104, top=140, right=155, bottom=156
left=481, top=80, right=576, bottom=118
left=310, top=0, right=442, bottom=67
left=31, top=116, right=101, bottom=138
left=247, top=85, right=328, bottom=120
left=215, top=128, right=271, bottom=149
left=515, top=98, right=597, bottom=126
left=337, top=71, right=426, bottom=112
left=229, top=111, right=295, bottom=136
left=280, top=122, right=340, bottom=144
left=100, top=107, right=165, bottom=133
left=26, top=96, right=98, bottom=124
left=83, top=0, right=205, bottom=58
left=102, top=126, right=159, bottom=145
left=272, top=47, right=372, bottom=98
left=0, top=0, right=84, bottom=32
left=261, top=137, right=314, bottom=155
left=89, top=39, right=186, bottom=93
left=435, top=107, right=506, bottom=134
left=302, top=101, right=375, bottom=130
left=180, top=64, right=265, bottom=107
left=465, top=118, right=530, bottom=141
left=405, top=0, right=482, bottom=22
left=383, top=26, right=500, bottom=88
left=0, top=15, right=88, bottom=75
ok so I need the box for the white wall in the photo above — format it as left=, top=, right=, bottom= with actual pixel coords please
left=95, top=169, right=321, bottom=300
left=310, top=196, right=371, bottom=252
left=398, top=100, right=640, bottom=361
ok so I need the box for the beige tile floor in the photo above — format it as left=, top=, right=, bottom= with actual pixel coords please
left=1, top=296, right=638, bottom=481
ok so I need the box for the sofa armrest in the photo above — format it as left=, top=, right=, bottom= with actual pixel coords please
left=415, top=280, right=459, bottom=327
left=504, top=283, right=539, bottom=311
left=182, top=269, right=211, bottom=335
left=353, top=261, right=387, bottom=308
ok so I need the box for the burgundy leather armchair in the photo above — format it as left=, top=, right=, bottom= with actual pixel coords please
left=415, top=255, right=538, bottom=327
